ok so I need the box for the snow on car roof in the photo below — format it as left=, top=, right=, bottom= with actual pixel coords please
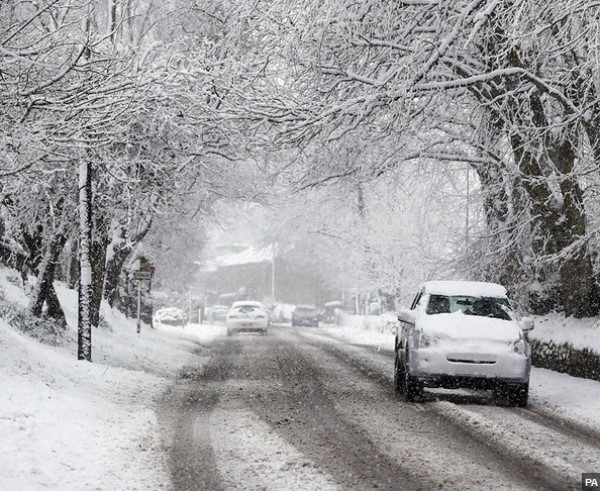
left=423, top=281, right=507, bottom=298
left=232, top=300, right=263, bottom=308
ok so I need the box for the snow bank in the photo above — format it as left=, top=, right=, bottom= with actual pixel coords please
left=0, top=268, right=226, bottom=488
left=530, top=314, right=600, bottom=353
left=337, top=312, right=398, bottom=334
left=0, top=322, right=171, bottom=489
left=530, top=368, right=600, bottom=431
left=320, top=323, right=395, bottom=351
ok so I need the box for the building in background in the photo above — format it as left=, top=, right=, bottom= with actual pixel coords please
left=200, top=244, right=339, bottom=306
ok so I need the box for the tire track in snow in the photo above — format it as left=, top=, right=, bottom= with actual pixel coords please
left=452, top=404, right=600, bottom=486
left=238, top=331, right=421, bottom=490
left=210, top=396, right=339, bottom=490
left=159, top=338, right=241, bottom=490
left=432, top=402, right=578, bottom=490
left=295, top=328, right=573, bottom=490
left=315, top=327, right=600, bottom=450
left=287, top=331, right=539, bottom=490
left=514, top=406, right=600, bottom=448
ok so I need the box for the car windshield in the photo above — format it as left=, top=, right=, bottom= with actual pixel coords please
left=234, top=306, right=259, bottom=314
left=426, top=294, right=512, bottom=321
left=296, top=308, right=316, bottom=314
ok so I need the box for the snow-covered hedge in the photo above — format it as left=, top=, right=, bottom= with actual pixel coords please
left=530, top=339, right=600, bottom=382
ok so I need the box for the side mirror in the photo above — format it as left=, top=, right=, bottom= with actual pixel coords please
left=519, top=317, right=534, bottom=332
left=397, top=308, right=416, bottom=325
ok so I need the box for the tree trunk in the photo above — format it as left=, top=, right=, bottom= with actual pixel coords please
left=22, top=224, right=44, bottom=275
left=46, top=283, right=67, bottom=325
left=78, top=161, right=93, bottom=362
left=0, top=241, right=27, bottom=279
left=29, top=231, right=67, bottom=325
left=509, top=133, right=563, bottom=313
left=550, top=139, right=598, bottom=317
left=104, top=245, right=132, bottom=307
left=89, top=218, right=109, bottom=329
left=68, top=239, right=79, bottom=290
left=103, top=219, right=153, bottom=309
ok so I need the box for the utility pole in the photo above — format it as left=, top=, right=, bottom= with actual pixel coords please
left=132, top=270, right=152, bottom=334
left=271, top=243, right=276, bottom=301
left=465, top=164, right=470, bottom=250
left=136, top=284, right=142, bottom=334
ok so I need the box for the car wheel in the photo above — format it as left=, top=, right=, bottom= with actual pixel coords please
left=493, top=382, right=528, bottom=407
left=402, top=352, right=422, bottom=402
left=394, top=353, right=405, bottom=393
left=507, top=383, right=529, bottom=407
left=404, top=372, right=422, bottom=402
left=262, top=329, right=268, bottom=336
left=227, top=330, right=233, bottom=337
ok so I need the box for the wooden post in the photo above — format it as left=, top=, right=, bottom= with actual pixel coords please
left=136, top=282, right=142, bottom=334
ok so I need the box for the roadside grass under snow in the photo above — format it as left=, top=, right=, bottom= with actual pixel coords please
left=0, top=267, right=225, bottom=489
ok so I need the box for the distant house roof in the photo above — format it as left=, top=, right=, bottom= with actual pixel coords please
left=202, top=244, right=274, bottom=272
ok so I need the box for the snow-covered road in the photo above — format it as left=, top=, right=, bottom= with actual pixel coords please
left=160, top=325, right=600, bottom=490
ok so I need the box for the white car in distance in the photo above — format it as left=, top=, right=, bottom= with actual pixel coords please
left=395, top=281, right=534, bottom=406
left=226, top=301, right=269, bottom=336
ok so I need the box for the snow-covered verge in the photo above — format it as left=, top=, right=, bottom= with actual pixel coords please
left=525, top=314, right=600, bottom=382
left=529, top=313, right=600, bottom=353
left=318, top=322, right=600, bottom=431
left=336, top=312, right=398, bottom=334
left=0, top=267, right=225, bottom=489
left=319, top=323, right=395, bottom=351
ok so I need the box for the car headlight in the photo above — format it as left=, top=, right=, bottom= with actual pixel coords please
left=510, top=338, right=526, bottom=355
left=418, top=332, right=433, bottom=348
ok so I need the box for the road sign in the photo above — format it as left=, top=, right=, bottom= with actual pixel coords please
left=132, top=271, right=152, bottom=281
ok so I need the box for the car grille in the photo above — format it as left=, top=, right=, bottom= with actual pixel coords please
left=446, top=357, right=497, bottom=364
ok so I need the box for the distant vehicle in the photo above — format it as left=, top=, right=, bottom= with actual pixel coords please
left=207, top=305, right=229, bottom=324
left=292, top=305, right=320, bottom=327
left=271, top=303, right=295, bottom=323
left=226, top=301, right=269, bottom=336
left=154, top=307, right=186, bottom=327
left=395, top=281, right=533, bottom=406
left=322, top=301, right=342, bottom=324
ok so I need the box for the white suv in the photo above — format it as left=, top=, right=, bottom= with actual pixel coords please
left=395, top=281, right=533, bottom=406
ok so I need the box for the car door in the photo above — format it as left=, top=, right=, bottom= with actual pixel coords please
left=405, top=290, right=425, bottom=351
left=396, top=289, right=423, bottom=351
